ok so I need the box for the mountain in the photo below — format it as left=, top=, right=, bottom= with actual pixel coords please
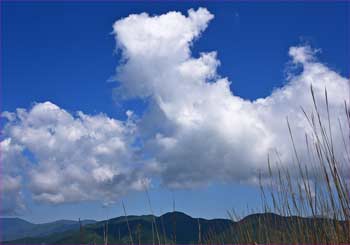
left=2, top=212, right=349, bottom=244
left=1, top=212, right=232, bottom=244
left=0, top=218, right=96, bottom=242
left=215, top=212, right=350, bottom=244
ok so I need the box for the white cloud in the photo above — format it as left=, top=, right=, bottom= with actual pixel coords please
left=0, top=138, right=27, bottom=215
left=2, top=8, right=349, bottom=213
left=113, top=8, right=350, bottom=188
left=1, top=102, right=149, bottom=212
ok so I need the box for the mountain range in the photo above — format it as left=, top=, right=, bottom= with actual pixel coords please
left=1, top=212, right=349, bottom=244
left=0, top=218, right=96, bottom=242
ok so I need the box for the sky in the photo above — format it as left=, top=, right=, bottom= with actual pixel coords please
left=1, top=2, right=349, bottom=223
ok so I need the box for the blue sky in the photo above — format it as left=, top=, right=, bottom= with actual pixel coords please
left=1, top=2, right=349, bottom=223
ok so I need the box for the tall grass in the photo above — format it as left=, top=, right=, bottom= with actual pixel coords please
left=207, top=86, right=350, bottom=244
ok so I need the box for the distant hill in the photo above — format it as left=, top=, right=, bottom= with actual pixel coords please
left=2, top=212, right=349, bottom=244
left=0, top=218, right=96, bottom=242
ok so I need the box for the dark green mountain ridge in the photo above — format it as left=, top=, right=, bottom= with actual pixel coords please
left=2, top=212, right=349, bottom=244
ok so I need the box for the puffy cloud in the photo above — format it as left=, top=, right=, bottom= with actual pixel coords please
left=1, top=102, right=149, bottom=211
left=2, top=8, right=349, bottom=212
left=113, top=8, right=350, bottom=188
left=113, top=7, right=214, bottom=99
left=0, top=138, right=27, bottom=215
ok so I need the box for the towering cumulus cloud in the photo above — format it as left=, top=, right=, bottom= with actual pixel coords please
left=113, top=8, right=349, bottom=188
left=1, top=8, right=349, bottom=214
